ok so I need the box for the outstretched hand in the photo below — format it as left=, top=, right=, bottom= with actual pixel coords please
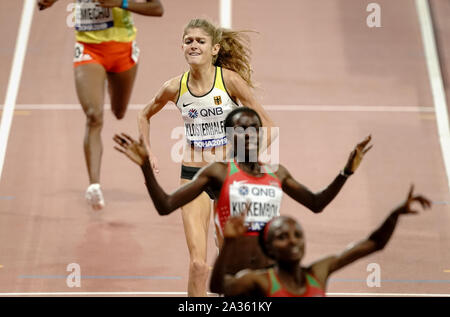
left=113, top=133, right=149, bottom=166
left=344, top=135, right=373, bottom=174
left=224, top=202, right=250, bottom=238
left=397, top=185, right=432, bottom=215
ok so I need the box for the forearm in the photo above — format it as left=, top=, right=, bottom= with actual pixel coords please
left=137, top=112, right=152, bottom=151
left=121, top=0, right=163, bottom=16
left=368, top=209, right=401, bottom=250
left=140, top=159, right=172, bottom=215
left=311, top=172, right=349, bottom=213
left=210, top=238, right=239, bottom=294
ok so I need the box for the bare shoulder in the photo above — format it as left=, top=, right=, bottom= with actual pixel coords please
left=161, top=75, right=183, bottom=97
left=272, top=163, right=290, bottom=180
left=308, top=255, right=337, bottom=285
left=221, top=68, right=245, bottom=89
left=235, top=268, right=269, bottom=290
left=192, top=161, right=227, bottom=180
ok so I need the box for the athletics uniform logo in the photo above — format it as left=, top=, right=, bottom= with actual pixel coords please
left=239, top=186, right=249, bottom=196
left=188, top=109, right=198, bottom=119
left=214, top=96, right=222, bottom=105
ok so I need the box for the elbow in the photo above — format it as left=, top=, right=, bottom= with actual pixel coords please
left=312, top=207, right=324, bottom=214
left=155, top=204, right=172, bottom=216
left=311, top=203, right=325, bottom=214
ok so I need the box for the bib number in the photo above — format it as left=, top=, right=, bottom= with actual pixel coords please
left=74, top=1, right=113, bottom=31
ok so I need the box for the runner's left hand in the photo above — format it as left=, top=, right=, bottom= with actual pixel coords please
left=343, top=135, right=373, bottom=174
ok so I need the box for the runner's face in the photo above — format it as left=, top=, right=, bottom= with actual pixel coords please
left=182, top=28, right=219, bottom=66
left=232, top=112, right=261, bottom=161
left=269, top=218, right=305, bottom=262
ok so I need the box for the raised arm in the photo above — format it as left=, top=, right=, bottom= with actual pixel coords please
left=97, top=0, right=164, bottom=17
left=113, top=133, right=225, bottom=215
left=278, top=135, right=372, bottom=213
left=210, top=211, right=266, bottom=296
left=310, top=185, right=432, bottom=283
left=223, top=69, right=277, bottom=150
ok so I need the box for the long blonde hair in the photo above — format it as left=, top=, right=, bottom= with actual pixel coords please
left=183, top=18, right=255, bottom=88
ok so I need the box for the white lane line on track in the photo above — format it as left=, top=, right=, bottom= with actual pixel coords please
left=0, top=0, right=35, bottom=181
left=0, top=104, right=435, bottom=112
left=0, top=291, right=449, bottom=297
left=220, top=0, right=232, bottom=28
left=416, top=0, right=450, bottom=194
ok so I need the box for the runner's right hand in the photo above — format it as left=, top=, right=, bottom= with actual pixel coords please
left=113, top=133, right=149, bottom=167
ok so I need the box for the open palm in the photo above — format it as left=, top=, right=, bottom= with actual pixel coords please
left=113, top=133, right=149, bottom=166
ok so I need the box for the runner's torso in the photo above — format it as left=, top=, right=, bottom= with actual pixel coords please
left=215, top=159, right=283, bottom=238
left=176, top=66, right=239, bottom=166
left=73, top=0, right=136, bottom=44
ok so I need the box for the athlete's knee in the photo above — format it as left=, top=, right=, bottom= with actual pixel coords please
left=85, top=108, right=103, bottom=128
left=190, top=259, right=209, bottom=276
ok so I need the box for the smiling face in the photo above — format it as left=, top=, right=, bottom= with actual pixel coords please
left=266, top=217, right=305, bottom=263
left=182, top=28, right=220, bottom=67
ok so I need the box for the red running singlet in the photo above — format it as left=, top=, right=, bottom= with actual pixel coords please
left=266, top=268, right=326, bottom=297
left=215, top=159, right=283, bottom=237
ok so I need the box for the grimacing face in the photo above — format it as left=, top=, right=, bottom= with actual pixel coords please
left=182, top=28, right=220, bottom=66
left=266, top=217, right=305, bottom=262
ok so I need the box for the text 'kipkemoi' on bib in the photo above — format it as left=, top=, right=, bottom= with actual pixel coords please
left=75, top=0, right=113, bottom=32
left=229, top=181, right=282, bottom=232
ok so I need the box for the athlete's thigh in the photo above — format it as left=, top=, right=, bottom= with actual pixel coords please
left=107, top=64, right=138, bottom=113
left=180, top=179, right=212, bottom=255
left=74, top=63, right=107, bottom=114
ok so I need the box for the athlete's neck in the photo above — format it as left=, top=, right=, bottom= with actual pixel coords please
left=189, top=64, right=216, bottom=92
left=237, top=161, right=261, bottom=175
left=275, top=263, right=305, bottom=287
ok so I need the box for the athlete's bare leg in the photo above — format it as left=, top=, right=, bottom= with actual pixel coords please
left=107, top=64, right=138, bottom=120
left=74, top=63, right=107, bottom=185
left=180, top=178, right=212, bottom=297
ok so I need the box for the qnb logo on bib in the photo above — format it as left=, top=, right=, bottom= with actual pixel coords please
left=74, top=0, right=113, bottom=31
left=198, top=107, right=223, bottom=117
left=230, top=182, right=282, bottom=232
left=188, top=109, right=198, bottom=119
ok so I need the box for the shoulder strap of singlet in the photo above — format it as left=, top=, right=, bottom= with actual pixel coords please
left=305, top=273, right=323, bottom=290
left=263, top=165, right=278, bottom=179
left=229, top=158, right=239, bottom=176
left=214, top=66, right=227, bottom=93
left=176, top=71, right=189, bottom=104
left=267, top=268, right=281, bottom=295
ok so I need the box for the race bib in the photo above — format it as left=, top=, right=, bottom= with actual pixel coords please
left=183, top=106, right=228, bottom=148
left=229, top=181, right=282, bottom=232
left=74, top=0, right=113, bottom=31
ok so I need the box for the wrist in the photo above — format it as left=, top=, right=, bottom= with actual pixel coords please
left=140, top=156, right=151, bottom=168
left=340, top=168, right=353, bottom=178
